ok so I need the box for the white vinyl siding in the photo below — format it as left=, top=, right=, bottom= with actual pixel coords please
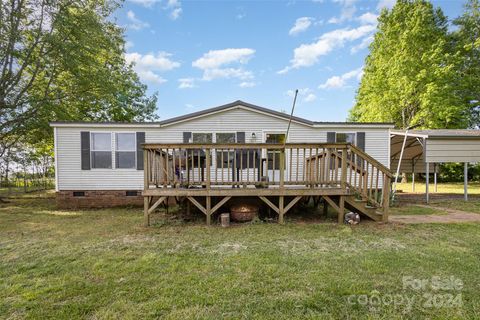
left=54, top=105, right=392, bottom=190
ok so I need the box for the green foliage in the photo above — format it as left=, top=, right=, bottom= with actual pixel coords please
left=350, top=0, right=470, bottom=129
left=439, top=163, right=480, bottom=182
left=452, top=0, right=480, bottom=128
left=0, top=0, right=158, bottom=145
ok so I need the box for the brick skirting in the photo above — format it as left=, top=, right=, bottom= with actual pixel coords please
left=56, top=190, right=143, bottom=209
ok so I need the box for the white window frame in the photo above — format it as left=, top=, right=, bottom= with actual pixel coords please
left=115, top=132, right=137, bottom=170
left=90, top=132, right=113, bottom=169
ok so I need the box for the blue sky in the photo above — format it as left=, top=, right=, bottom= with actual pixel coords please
left=116, top=0, right=465, bottom=122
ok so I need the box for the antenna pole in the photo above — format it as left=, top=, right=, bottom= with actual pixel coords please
left=284, top=89, right=298, bottom=147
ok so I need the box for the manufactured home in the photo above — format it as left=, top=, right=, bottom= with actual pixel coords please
left=51, top=100, right=395, bottom=224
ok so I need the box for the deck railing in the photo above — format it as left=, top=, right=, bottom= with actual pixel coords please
left=143, top=143, right=392, bottom=212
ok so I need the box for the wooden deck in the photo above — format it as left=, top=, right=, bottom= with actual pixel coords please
left=142, top=143, right=392, bottom=225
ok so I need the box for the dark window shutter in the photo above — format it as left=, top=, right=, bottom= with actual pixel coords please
left=327, top=132, right=336, bottom=143
left=81, top=131, right=90, bottom=170
left=236, top=132, right=245, bottom=143
left=357, top=132, right=365, bottom=151
left=136, top=132, right=145, bottom=170
left=183, top=132, right=192, bottom=143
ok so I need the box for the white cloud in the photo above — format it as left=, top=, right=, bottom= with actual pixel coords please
left=125, top=51, right=180, bottom=84
left=126, top=10, right=149, bottom=30
left=193, top=48, right=256, bottom=81
left=202, top=68, right=253, bottom=81
left=239, top=81, right=256, bottom=88
left=125, top=41, right=134, bottom=50
left=289, top=17, right=314, bottom=36
left=357, top=12, right=378, bottom=25
left=166, top=0, right=182, bottom=20
left=286, top=88, right=316, bottom=103
left=377, top=0, right=396, bottom=10
left=178, top=78, right=196, bottom=89
left=236, top=13, right=246, bottom=20
left=350, top=35, right=373, bottom=53
left=127, top=0, right=159, bottom=8
left=278, top=25, right=375, bottom=73
left=125, top=52, right=180, bottom=71
left=170, top=7, right=182, bottom=20
left=304, top=93, right=317, bottom=102
left=193, top=48, right=255, bottom=69
left=137, top=71, right=167, bottom=84
left=329, top=0, right=357, bottom=24
left=318, top=67, right=363, bottom=89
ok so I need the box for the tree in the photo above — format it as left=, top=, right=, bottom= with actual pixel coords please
left=452, top=0, right=480, bottom=128
left=349, top=0, right=467, bottom=129
left=0, top=0, right=158, bottom=146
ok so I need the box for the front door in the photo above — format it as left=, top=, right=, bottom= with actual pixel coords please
left=264, top=133, right=286, bottom=184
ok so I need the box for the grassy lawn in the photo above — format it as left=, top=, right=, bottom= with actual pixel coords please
left=390, top=205, right=447, bottom=216
left=396, top=182, right=480, bottom=194
left=430, top=200, right=480, bottom=214
left=1, top=193, right=480, bottom=319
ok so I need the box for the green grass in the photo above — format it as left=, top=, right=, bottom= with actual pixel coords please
left=1, top=193, right=480, bottom=319
left=390, top=205, right=447, bottom=216
left=430, top=200, right=480, bottom=214
left=396, top=182, right=480, bottom=194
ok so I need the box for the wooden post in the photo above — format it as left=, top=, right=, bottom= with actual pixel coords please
left=278, top=196, right=284, bottom=224
left=323, top=199, right=328, bottom=216
left=206, top=149, right=211, bottom=189
left=382, top=175, right=391, bottom=222
left=434, top=163, right=437, bottom=193
left=144, top=149, right=148, bottom=190
left=279, top=149, right=285, bottom=189
left=206, top=196, right=211, bottom=225
left=143, top=149, right=149, bottom=227
left=464, top=162, right=468, bottom=201
left=341, top=147, right=347, bottom=189
left=338, top=196, right=345, bottom=224
left=144, top=196, right=150, bottom=227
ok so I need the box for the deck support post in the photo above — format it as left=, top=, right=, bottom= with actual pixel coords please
left=144, top=196, right=150, bottom=227
left=434, top=163, right=437, bottom=193
left=338, top=196, right=345, bottom=224
left=206, top=196, right=211, bottom=225
left=323, top=199, right=328, bottom=216
left=278, top=196, right=284, bottom=224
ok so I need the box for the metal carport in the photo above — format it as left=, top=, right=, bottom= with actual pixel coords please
left=390, top=130, right=480, bottom=202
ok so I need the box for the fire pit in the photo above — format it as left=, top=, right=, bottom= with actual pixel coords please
left=230, top=203, right=259, bottom=222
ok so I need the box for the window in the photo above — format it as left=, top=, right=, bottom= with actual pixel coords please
left=192, top=133, right=212, bottom=143
left=126, top=190, right=139, bottom=197
left=91, top=133, right=112, bottom=169
left=336, top=133, right=356, bottom=144
left=116, top=133, right=136, bottom=169
left=73, top=191, right=85, bottom=197
left=266, top=134, right=286, bottom=170
left=216, top=133, right=236, bottom=166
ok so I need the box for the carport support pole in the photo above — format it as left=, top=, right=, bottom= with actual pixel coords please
left=464, top=162, right=468, bottom=201
left=425, top=163, right=429, bottom=203
left=424, top=137, right=429, bottom=204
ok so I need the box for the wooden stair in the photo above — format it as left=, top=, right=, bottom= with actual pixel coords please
left=344, top=195, right=384, bottom=222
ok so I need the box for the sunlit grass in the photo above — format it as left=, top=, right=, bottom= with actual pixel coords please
left=1, top=193, right=480, bottom=319
left=395, top=182, right=480, bottom=194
